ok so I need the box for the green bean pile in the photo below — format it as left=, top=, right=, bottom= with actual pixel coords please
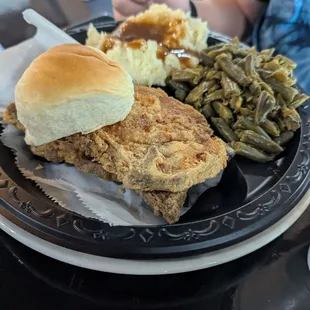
left=166, top=38, right=309, bottom=163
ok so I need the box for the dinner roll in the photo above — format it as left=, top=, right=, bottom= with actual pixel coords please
left=15, top=44, right=134, bottom=146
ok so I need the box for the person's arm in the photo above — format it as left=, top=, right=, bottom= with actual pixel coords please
left=112, top=0, right=190, bottom=21
left=192, top=0, right=246, bottom=38
left=235, top=0, right=268, bottom=24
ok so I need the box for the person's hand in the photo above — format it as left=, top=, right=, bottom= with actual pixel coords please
left=112, top=0, right=190, bottom=21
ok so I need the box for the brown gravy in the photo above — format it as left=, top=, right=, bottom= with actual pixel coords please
left=101, top=36, right=116, bottom=53
left=114, top=22, right=170, bottom=44
left=156, top=46, right=195, bottom=67
left=103, top=18, right=196, bottom=67
left=127, top=39, right=147, bottom=49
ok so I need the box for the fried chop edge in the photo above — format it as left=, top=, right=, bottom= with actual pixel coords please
left=3, top=102, right=187, bottom=224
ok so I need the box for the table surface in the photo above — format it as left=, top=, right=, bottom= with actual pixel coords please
left=1, top=1, right=310, bottom=309
left=1, top=206, right=310, bottom=310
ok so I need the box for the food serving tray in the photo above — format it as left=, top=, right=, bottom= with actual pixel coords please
left=0, top=17, right=310, bottom=259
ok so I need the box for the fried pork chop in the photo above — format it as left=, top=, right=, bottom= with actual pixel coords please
left=4, top=86, right=227, bottom=223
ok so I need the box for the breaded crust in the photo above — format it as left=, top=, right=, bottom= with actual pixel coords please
left=74, top=86, right=227, bottom=192
left=3, top=86, right=227, bottom=223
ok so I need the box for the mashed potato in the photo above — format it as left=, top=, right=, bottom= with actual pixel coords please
left=86, top=4, right=208, bottom=86
left=103, top=40, right=185, bottom=86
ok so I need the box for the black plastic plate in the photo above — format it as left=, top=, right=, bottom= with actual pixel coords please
left=0, top=17, right=309, bottom=259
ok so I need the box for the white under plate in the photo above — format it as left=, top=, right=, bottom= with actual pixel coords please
left=1, top=189, right=310, bottom=275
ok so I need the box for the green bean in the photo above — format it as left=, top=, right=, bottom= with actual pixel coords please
left=272, top=69, right=290, bottom=82
left=234, top=129, right=245, bottom=139
left=259, top=48, right=275, bottom=62
left=166, top=43, right=307, bottom=163
left=230, top=96, right=243, bottom=112
left=239, top=107, right=254, bottom=117
left=208, top=47, right=233, bottom=58
left=289, top=93, right=309, bottom=109
left=216, top=54, right=251, bottom=86
left=257, top=69, right=274, bottom=80
left=268, top=105, right=280, bottom=119
left=233, top=116, right=271, bottom=139
left=274, top=116, right=287, bottom=132
left=236, top=58, right=247, bottom=71
left=211, top=117, right=238, bottom=142
left=229, top=141, right=275, bottom=163
left=204, top=89, right=224, bottom=104
left=200, top=51, right=215, bottom=67
left=214, top=62, right=220, bottom=70
left=254, top=91, right=275, bottom=124
left=282, top=107, right=301, bottom=131
left=193, top=97, right=203, bottom=109
left=221, top=72, right=241, bottom=99
left=212, top=101, right=234, bottom=121
left=186, top=97, right=203, bottom=110
left=233, top=57, right=243, bottom=65
left=274, top=55, right=296, bottom=70
left=230, top=37, right=240, bottom=47
left=274, top=131, right=294, bottom=146
left=202, top=103, right=215, bottom=118
left=263, top=59, right=282, bottom=72
left=167, top=80, right=190, bottom=93
left=243, top=90, right=254, bottom=103
left=171, top=70, right=198, bottom=82
left=265, top=77, right=298, bottom=102
left=256, top=76, right=274, bottom=96
left=254, top=58, right=262, bottom=68
left=207, top=50, right=221, bottom=59
left=240, top=130, right=283, bottom=154
left=246, top=103, right=255, bottom=111
left=207, top=83, right=221, bottom=94
left=191, top=66, right=205, bottom=76
left=244, top=55, right=256, bottom=79
left=249, top=81, right=261, bottom=96
left=175, top=89, right=187, bottom=102
left=276, top=93, right=287, bottom=107
left=185, top=81, right=215, bottom=104
left=235, top=49, right=251, bottom=58
left=191, top=74, right=202, bottom=86
left=202, top=44, right=225, bottom=54
left=260, top=119, right=280, bottom=137
left=205, top=70, right=218, bottom=80
left=214, top=72, right=222, bottom=80
left=283, top=77, right=297, bottom=87
left=166, top=75, right=172, bottom=83
left=247, top=46, right=257, bottom=55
